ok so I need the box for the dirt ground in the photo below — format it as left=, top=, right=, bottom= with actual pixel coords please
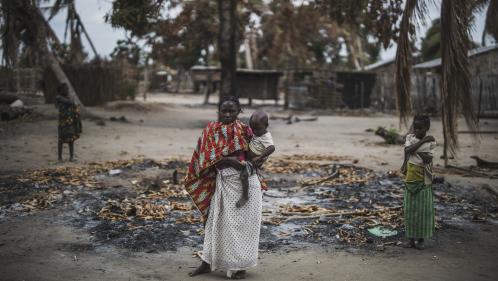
left=1, top=93, right=497, bottom=281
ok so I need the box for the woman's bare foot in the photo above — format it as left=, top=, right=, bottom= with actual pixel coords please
left=189, top=261, right=211, bottom=277
left=229, top=270, right=246, bottom=279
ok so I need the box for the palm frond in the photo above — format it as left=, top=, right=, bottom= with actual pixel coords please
left=440, top=0, right=477, bottom=159
left=484, top=0, right=498, bottom=41
left=48, top=0, right=71, bottom=20
left=395, top=0, right=428, bottom=125
left=1, top=0, right=40, bottom=67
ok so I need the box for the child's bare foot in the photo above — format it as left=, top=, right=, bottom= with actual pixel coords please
left=415, top=238, right=425, bottom=250
left=228, top=270, right=246, bottom=279
left=236, top=197, right=248, bottom=208
left=189, top=261, right=211, bottom=277
left=402, top=238, right=416, bottom=248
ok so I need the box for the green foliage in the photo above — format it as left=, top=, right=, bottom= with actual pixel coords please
left=375, top=126, right=400, bottom=145
left=385, top=128, right=400, bottom=145
left=119, top=80, right=138, bottom=100
left=111, top=39, right=141, bottom=66
left=150, top=0, right=219, bottom=70
left=105, top=0, right=170, bottom=37
left=420, top=18, right=442, bottom=61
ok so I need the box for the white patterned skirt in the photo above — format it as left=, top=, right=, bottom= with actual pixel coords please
left=201, top=167, right=262, bottom=271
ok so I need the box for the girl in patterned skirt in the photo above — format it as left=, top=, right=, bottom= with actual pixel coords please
left=401, top=114, right=436, bottom=249
left=55, top=83, right=82, bottom=162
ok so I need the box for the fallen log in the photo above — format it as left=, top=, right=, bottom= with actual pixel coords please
left=446, top=165, right=491, bottom=178
left=459, top=131, right=498, bottom=134
left=0, top=105, right=32, bottom=121
left=294, top=116, right=318, bottom=122
left=470, top=156, right=498, bottom=169
left=0, top=92, right=20, bottom=105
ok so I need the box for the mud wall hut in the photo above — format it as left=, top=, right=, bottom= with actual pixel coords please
left=190, top=66, right=281, bottom=104
left=413, top=45, right=498, bottom=116
left=43, top=63, right=138, bottom=106
left=364, top=58, right=396, bottom=112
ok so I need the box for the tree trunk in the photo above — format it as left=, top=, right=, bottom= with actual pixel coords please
left=45, top=51, right=83, bottom=106
left=33, top=7, right=88, bottom=110
left=217, top=0, right=237, bottom=99
left=34, top=6, right=103, bottom=120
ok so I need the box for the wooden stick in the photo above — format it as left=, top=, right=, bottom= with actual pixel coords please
left=276, top=207, right=402, bottom=222
left=300, top=169, right=339, bottom=187
left=458, top=131, right=498, bottom=134
left=446, top=165, right=490, bottom=178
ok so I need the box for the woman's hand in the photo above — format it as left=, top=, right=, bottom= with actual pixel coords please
left=217, top=156, right=245, bottom=170
left=252, top=155, right=268, bottom=167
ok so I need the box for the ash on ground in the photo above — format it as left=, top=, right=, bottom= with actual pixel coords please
left=1, top=156, right=496, bottom=254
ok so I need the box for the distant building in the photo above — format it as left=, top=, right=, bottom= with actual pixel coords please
left=367, top=45, right=498, bottom=114
left=364, top=58, right=396, bottom=112
left=413, top=45, right=498, bottom=115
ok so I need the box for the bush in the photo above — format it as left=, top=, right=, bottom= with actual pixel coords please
left=119, top=80, right=138, bottom=100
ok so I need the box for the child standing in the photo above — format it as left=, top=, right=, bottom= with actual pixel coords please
left=237, top=110, right=275, bottom=208
left=401, top=114, right=436, bottom=249
left=55, top=83, right=82, bottom=162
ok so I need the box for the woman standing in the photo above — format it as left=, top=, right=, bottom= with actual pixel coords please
left=185, top=96, right=262, bottom=279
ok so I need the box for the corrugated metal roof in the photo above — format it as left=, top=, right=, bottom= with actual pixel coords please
left=413, top=45, right=498, bottom=69
left=364, top=57, right=395, bottom=71
left=190, top=66, right=281, bottom=74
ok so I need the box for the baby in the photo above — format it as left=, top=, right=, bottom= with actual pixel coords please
left=237, top=110, right=275, bottom=208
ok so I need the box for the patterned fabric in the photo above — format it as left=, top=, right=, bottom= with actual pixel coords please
left=56, top=97, right=82, bottom=143
left=404, top=134, right=435, bottom=185
left=405, top=162, right=424, bottom=183
left=200, top=167, right=262, bottom=271
left=184, top=120, right=251, bottom=220
left=404, top=164, right=435, bottom=238
left=249, top=131, right=274, bottom=155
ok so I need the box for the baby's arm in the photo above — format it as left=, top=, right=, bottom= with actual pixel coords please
left=253, top=145, right=275, bottom=167
left=217, top=156, right=245, bottom=170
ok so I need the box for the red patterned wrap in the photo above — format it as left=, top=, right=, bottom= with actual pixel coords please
left=184, top=120, right=252, bottom=220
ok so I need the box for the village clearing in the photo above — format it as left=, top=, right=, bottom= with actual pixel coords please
left=0, top=94, right=497, bottom=281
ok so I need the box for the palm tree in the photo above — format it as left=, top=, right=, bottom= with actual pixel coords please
left=1, top=0, right=87, bottom=110
left=395, top=0, right=497, bottom=165
left=48, top=0, right=99, bottom=62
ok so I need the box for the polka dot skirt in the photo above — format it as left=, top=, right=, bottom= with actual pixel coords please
left=201, top=167, right=262, bottom=271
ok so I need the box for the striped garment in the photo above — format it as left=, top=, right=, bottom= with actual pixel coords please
left=404, top=163, right=435, bottom=238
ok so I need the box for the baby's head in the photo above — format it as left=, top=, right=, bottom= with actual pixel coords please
left=413, top=114, right=430, bottom=139
left=249, top=110, right=269, bottom=137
